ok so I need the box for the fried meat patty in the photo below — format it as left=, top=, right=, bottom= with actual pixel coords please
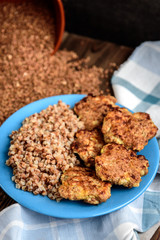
left=102, top=108, right=158, bottom=151
left=71, top=129, right=104, bottom=167
left=58, top=166, right=112, bottom=204
left=74, top=94, right=117, bottom=130
left=95, top=143, right=149, bottom=188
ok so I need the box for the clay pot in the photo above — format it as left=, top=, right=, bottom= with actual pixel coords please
left=52, top=0, right=65, bottom=54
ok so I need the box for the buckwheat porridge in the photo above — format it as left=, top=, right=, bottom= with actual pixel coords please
left=6, top=101, right=84, bottom=201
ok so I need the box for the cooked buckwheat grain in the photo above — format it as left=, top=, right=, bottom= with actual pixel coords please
left=6, top=101, right=84, bottom=200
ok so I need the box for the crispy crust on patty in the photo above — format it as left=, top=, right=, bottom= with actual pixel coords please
left=95, top=143, right=149, bottom=188
left=58, top=166, right=112, bottom=204
left=71, top=129, right=104, bottom=167
left=74, top=94, right=117, bottom=130
left=102, top=108, right=158, bottom=151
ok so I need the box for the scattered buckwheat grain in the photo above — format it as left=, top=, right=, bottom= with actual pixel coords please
left=0, top=1, right=117, bottom=126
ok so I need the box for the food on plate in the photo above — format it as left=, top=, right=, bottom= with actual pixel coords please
left=6, top=101, right=84, bottom=200
left=102, top=107, right=158, bottom=151
left=6, top=94, right=158, bottom=205
left=71, top=129, right=104, bottom=167
left=95, top=143, right=149, bottom=188
left=74, top=94, right=117, bottom=130
left=58, top=166, right=112, bottom=204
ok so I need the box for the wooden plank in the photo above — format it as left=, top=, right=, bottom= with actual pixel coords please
left=0, top=189, right=15, bottom=211
left=60, top=32, right=133, bottom=68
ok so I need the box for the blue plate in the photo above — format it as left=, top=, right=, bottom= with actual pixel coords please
left=0, top=94, right=159, bottom=218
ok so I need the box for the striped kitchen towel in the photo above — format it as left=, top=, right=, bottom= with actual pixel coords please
left=0, top=41, right=160, bottom=240
left=0, top=176, right=159, bottom=240
left=112, top=41, right=160, bottom=138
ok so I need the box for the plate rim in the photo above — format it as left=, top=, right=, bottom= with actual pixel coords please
left=0, top=94, right=159, bottom=218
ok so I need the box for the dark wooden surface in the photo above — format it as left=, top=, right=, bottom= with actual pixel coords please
left=0, top=32, right=133, bottom=210
left=60, top=32, right=133, bottom=67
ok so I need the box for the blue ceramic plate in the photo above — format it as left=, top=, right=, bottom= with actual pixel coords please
left=0, top=94, right=159, bottom=218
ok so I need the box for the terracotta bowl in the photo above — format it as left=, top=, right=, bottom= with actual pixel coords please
left=52, top=0, right=65, bottom=54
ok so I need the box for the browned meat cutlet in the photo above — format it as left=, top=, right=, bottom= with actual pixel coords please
left=102, top=107, right=158, bottom=151
left=71, top=129, right=104, bottom=168
left=58, top=166, right=112, bottom=205
left=74, top=94, right=117, bottom=130
left=95, top=143, right=149, bottom=188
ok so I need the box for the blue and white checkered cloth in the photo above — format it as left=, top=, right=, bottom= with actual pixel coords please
left=0, top=41, right=160, bottom=240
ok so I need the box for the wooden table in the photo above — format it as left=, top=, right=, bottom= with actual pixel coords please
left=60, top=32, right=133, bottom=67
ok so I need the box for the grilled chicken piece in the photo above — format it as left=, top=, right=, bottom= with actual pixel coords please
left=71, top=129, right=104, bottom=167
left=102, top=107, right=158, bottom=151
left=58, top=166, right=112, bottom=204
left=95, top=143, right=149, bottom=188
left=74, top=94, right=117, bottom=131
